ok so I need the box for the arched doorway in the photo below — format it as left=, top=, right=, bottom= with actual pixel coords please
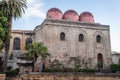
left=97, top=53, right=103, bottom=68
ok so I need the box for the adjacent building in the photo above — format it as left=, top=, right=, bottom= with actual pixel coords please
left=112, top=51, right=120, bottom=64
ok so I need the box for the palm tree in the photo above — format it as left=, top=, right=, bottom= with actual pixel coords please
left=26, top=42, right=50, bottom=72
left=0, top=11, right=8, bottom=51
left=0, top=0, right=27, bottom=71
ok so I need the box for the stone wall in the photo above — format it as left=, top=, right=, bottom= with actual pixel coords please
left=0, top=74, right=6, bottom=80
left=11, top=73, right=120, bottom=80
left=34, top=19, right=112, bottom=68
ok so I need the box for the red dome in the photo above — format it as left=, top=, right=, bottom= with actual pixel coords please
left=79, top=12, right=94, bottom=23
left=46, top=8, right=63, bottom=20
left=63, top=10, right=79, bottom=21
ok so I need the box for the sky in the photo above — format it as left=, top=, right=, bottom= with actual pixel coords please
left=12, top=0, right=120, bottom=52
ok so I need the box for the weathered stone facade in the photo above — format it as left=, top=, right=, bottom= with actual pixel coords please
left=34, top=19, right=112, bottom=68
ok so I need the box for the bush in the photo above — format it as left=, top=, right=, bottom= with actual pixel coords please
left=43, top=68, right=97, bottom=73
left=43, top=68, right=65, bottom=72
left=6, top=68, right=20, bottom=77
left=75, top=64, right=81, bottom=71
left=110, top=64, right=120, bottom=73
left=7, top=66, right=12, bottom=70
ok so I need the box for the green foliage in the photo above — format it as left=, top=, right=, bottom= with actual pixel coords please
left=0, top=0, right=27, bottom=19
left=5, top=68, right=20, bottom=77
left=75, top=63, right=81, bottom=71
left=43, top=68, right=98, bottom=73
left=43, top=68, right=74, bottom=72
left=77, top=69, right=98, bottom=73
left=7, top=66, right=12, bottom=71
left=51, top=60, right=63, bottom=69
left=0, top=11, right=8, bottom=50
left=110, top=64, right=120, bottom=73
left=0, top=0, right=27, bottom=72
left=26, top=42, right=50, bottom=59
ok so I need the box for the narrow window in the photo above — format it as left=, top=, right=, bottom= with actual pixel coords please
left=26, top=38, right=32, bottom=46
left=96, top=35, right=101, bottom=43
left=13, top=37, right=20, bottom=50
left=60, top=32, right=65, bottom=41
left=79, top=34, right=84, bottom=42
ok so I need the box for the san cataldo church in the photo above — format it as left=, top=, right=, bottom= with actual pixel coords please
left=0, top=8, right=112, bottom=69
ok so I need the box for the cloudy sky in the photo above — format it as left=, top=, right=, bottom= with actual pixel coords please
left=12, top=0, right=120, bottom=52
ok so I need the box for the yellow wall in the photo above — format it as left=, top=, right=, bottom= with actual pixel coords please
left=8, top=30, right=34, bottom=54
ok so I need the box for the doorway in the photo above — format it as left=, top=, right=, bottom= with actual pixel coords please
left=97, top=53, right=103, bottom=68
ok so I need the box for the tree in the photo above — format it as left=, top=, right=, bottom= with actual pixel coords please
left=0, top=0, right=27, bottom=71
left=0, top=11, right=8, bottom=72
left=0, top=11, right=8, bottom=51
left=26, top=42, right=50, bottom=72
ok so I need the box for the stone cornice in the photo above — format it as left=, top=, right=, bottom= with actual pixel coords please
left=34, top=19, right=110, bottom=31
left=12, top=30, right=34, bottom=35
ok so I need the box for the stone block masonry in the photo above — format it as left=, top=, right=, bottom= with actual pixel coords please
left=10, top=73, right=120, bottom=80
left=0, top=74, right=6, bottom=80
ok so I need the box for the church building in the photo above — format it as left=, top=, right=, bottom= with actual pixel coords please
left=0, top=8, right=112, bottom=69
left=34, top=8, right=112, bottom=68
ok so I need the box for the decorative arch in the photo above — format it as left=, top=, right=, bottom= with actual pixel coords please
left=26, top=38, right=32, bottom=46
left=96, top=35, right=101, bottom=43
left=58, top=28, right=69, bottom=41
left=76, top=29, right=87, bottom=42
left=94, top=31, right=105, bottom=43
left=60, top=32, right=65, bottom=41
left=13, top=37, right=21, bottom=50
left=97, top=53, right=103, bottom=68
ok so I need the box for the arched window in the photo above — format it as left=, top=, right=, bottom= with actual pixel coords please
left=26, top=38, right=32, bottom=46
left=79, top=34, right=84, bottom=42
left=97, top=53, right=103, bottom=68
left=13, top=37, right=20, bottom=50
left=60, top=32, right=65, bottom=41
left=96, top=35, right=101, bottom=43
